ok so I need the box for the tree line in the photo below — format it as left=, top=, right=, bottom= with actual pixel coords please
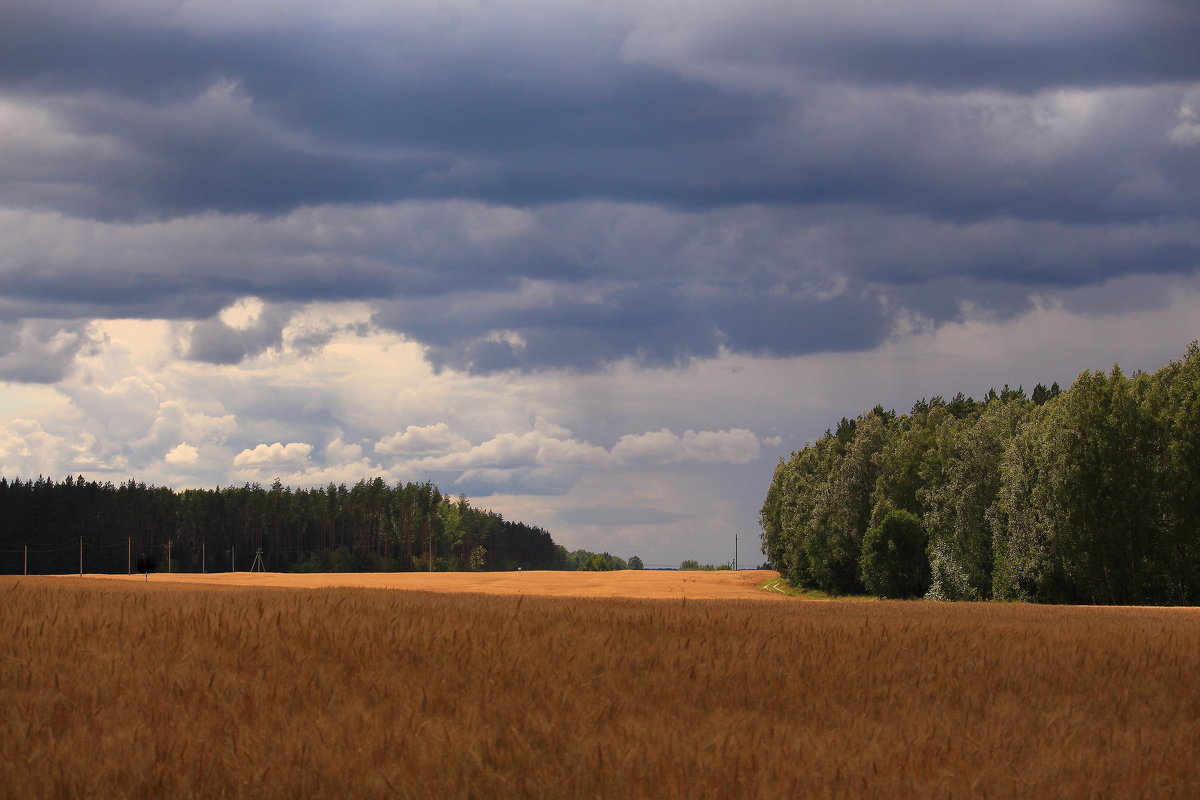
left=0, top=477, right=563, bottom=574
left=760, top=342, right=1200, bottom=605
left=562, top=551, right=643, bottom=571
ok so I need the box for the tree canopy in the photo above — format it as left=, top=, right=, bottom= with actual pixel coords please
left=761, top=343, right=1200, bottom=604
left=0, top=477, right=563, bottom=575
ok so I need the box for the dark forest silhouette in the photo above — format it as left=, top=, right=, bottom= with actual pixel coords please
left=0, top=477, right=562, bottom=574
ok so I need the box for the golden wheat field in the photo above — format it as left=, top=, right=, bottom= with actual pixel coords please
left=73, top=567, right=787, bottom=600
left=2, top=574, right=1199, bottom=799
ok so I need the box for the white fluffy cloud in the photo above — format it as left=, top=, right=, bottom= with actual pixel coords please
left=325, top=436, right=364, bottom=464
left=164, top=442, right=200, bottom=465
left=611, top=428, right=761, bottom=466
left=416, top=431, right=610, bottom=471
left=233, top=442, right=314, bottom=468
left=0, top=419, right=76, bottom=476
left=375, top=423, right=470, bottom=456
left=413, top=427, right=764, bottom=472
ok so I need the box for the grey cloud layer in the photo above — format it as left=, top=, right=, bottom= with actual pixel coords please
left=622, top=0, right=1200, bottom=93
left=2, top=0, right=1198, bottom=374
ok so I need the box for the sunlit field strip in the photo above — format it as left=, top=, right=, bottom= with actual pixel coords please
left=2, top=576, right=1198, bottom=799
left=65, top=568, right=788, bottom=600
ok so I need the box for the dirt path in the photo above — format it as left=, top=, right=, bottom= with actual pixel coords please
left=76, top=569, right=787, bottom=600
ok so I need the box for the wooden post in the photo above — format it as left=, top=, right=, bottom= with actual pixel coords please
left=127, top=538, right=131, bottom=575
left=24, top=544, right=27, bottom=576
left=167, top=540, right=171, bottom=573
left=79, top=537, right=83, bottom=576
left=202, top=541, right=206, bottom=574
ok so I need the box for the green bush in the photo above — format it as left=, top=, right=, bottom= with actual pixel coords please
left=859, top=509, right=930, bottom=599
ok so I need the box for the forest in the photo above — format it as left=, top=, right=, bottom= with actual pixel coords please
left=0, top=477, right=564, bottom=575
left=760, top=342, right=1200, bottom=605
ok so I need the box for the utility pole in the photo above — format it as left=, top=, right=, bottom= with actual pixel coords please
left=734, top=533, right=738, bottom=571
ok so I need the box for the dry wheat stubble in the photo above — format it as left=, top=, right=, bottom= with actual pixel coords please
left=2, top=576, right=1199, bottom=798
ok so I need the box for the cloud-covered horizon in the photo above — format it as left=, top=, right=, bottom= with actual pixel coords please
left=1, top=0, right=1197, bottom=562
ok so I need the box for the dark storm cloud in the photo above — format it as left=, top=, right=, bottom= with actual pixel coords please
left=0, top=202, right=593, bottom=322
left=186, top=304, right=293, bottom=364
left=0, top=320, right=92, bottom=383
left=378, top=277, right=889, bottom=373
left=1, top=0, right=1199, bottom=372
left=655, top=0, right=1200, bottom=94
left=6, top=0, right=1197, bottom=222
left=1, top=1, right=773, bottom=218
left=3, top=196, right=1197, bottom=371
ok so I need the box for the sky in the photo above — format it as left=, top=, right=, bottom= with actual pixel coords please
left=1, top=0, right=1198, bottom=567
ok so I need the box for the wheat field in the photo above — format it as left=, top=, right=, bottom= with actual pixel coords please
left=2, top=576, right=1198, bottom=798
